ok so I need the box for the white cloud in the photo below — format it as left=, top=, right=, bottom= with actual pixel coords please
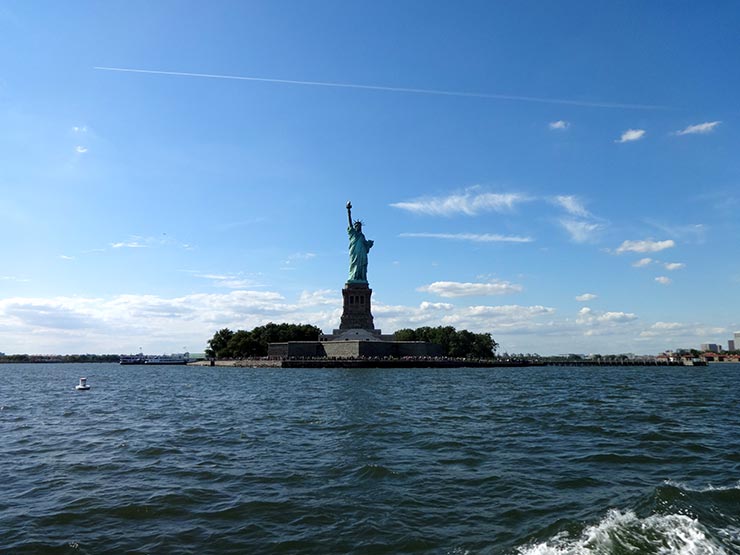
left=298, top=289, right=337, bottom=306
left=573, top=307, right=639, bottom=337
left=72, top=125, right=88, bottom=133
left=283, top=252, right=318, bottom=268
left=655, top=276, right=672, bottom=285
left=75, top=146, right=88, bottom=153
left=577, top=307, right=637, bottom=324
left=111, top=240, right=147, bottom=249
left=664, top=262, right=685, bottom=271
left=419, top=301, right=455, bottom=311
left=633, top=257, right=653, bottom=267
left=196, top=273, right=258, bottom=289
left=616, top=129, right=646, bottom=143
left=375, top=302, right=557, bottom=336
left=418, top=280, right=523, bottom=298
left=575, top=293, right=598, bottom=302
left=0, top=290, right=341, bottom=354
left=616, top=239, right=675, bottom=253
left=599, top=311, right=638, bottom=323
left=644, top=221, right=706, bottom=243
left=560, top=220, right=603, bottom=243
left=638, top=323, right=684, bottom=339
left=646, top=321, right=684, bottom=332
left=675, top=121, right=721, bottom=135
left=286, top=252, right=317, bottom=262
left=59, top=255, right=76, bottom=261
left=0, top=275, right=30, bottom=283
left=549, top=120, right=569, bottom=130
left=553, top=195, right=590, bottom=217
left=0, top=292, right=562, bottom=353
left=400, top=232, right=533, bottom=243
left=391, top=189, right=528, bottom=216
left=638, top=321, right=727, bottom=341
left=109, top=235, right=189, bottom=250
left=0, top=288, right=727, bottom=356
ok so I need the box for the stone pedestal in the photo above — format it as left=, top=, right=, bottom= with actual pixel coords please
left=339, top=282, right=375, bottom=331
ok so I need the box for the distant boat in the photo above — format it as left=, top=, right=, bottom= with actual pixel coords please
left=144, top=353, right=190, bottom=365
left=119, top=354, right=146, bottom=365
left=75, top=377, right=91, bottom=391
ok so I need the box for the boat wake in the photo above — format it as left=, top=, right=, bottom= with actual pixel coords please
left=516, top=481, right=740, bottom=554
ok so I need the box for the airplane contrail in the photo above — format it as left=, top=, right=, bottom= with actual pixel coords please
left=93, top=66, right=669, bottom=110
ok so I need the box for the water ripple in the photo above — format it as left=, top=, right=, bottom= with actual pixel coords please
left=2, top=363, right=740, bottom=554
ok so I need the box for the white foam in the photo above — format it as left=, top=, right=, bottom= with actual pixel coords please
left=665, top=479, right=740, bottom=493
left=517, top=509, right=728, bottom=555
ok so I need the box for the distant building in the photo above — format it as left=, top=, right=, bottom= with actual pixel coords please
left=701, top=343, right=721, bottom=353
left=730, top=340, right=737, bottom=352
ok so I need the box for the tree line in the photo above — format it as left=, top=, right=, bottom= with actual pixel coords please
left=206, top=323, right=322, bottom=358
left=394, top=326, right=498, bottom=358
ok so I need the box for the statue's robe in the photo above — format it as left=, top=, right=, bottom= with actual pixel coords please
left=347, top=226, right=373, bottom=282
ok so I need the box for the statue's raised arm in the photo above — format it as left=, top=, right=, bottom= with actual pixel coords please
left=346, top=201, right=353, bottom=229
left=345, top=200, right=373, bottom=283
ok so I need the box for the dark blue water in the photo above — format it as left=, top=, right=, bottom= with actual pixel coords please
left=2, top=363, right=740, bottom=554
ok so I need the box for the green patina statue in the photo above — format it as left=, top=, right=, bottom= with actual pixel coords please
left=346, top=201, right=374, bottom=283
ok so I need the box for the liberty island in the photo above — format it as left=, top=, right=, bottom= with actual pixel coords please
left=267, top=201, right=447, bottom=362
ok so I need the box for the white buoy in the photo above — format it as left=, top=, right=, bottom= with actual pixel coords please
left=75, top=377, right=91, bottom=391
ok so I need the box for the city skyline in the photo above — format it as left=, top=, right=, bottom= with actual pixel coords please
left=1, top=2, right=739, bottom=355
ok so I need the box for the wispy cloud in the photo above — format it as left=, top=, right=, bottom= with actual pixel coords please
left=391, top=189, right=528, bottom=216
left=643, top=221, right=706, bottom=243
left=281, top=252, right=318, bottom=270
left=111, top=240, right=147, bottom=249
left=418, top=280, right=523, bottom=297
left=59, top=255, right=76, bottom=261
left=196, top=273, right=258, bottom=289
left=616, top=129, right=646, bottom=143
left=285, top=252, right=317, bottom=263
left=642, top=321, right=683, bottom=334
left=639, top=321, right=726, bottom=340
left=575, top=293, right=598, bottom=302
left=400, top=232, right=533, bottom=243
left=75, top=146, right=88, bottom=153
left=109, top=234, right=191, bottom=250
left=94, top=66, right=669, bottom=110
left=553, top=195, right=590, bottom=217
left=616, top=239, right=674, bottom=254
left=675, top=121, right=721, bottom=135
left=664, top=262, right=685, bottom=271
left=549, top=120, right=570, bottom=130
left=0, top=275, right=30, bottom=283
left=559, top=220, right=603, bottom=243
left=633, top=257, right=653, bottom=267
left=655, top=276, right=672, bottom=285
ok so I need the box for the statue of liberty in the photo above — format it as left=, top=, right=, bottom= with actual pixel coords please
left=346, top=201, right=373, bottom=283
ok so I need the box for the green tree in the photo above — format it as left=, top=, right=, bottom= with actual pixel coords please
left=206, top=328, right=235, bottom=358
left=394, top=328, right=417, bottom=341
left=207, top=323, right=322, bottom=358
left=392, top=326, right=497, bottom=358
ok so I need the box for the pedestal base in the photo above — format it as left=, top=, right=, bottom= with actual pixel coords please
left=339, top=282, right=375, bottom=331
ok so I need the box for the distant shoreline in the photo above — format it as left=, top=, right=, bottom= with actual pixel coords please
left=187, top=358, right=703, bottom=369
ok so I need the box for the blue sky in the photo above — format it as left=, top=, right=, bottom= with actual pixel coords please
left=1, top=1, right=738, bottom=355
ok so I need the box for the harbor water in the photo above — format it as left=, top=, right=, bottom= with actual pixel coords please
left=2, top=363, right=740, bottom=554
